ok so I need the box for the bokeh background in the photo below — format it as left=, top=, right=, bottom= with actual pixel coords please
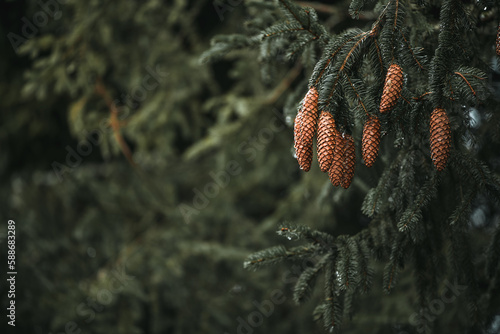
left=1, top=1, right=499, bottom=334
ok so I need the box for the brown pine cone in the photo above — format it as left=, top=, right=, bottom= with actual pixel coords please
left=430, top=107, right=451, bottom=171
left=341, top=134, right=355, bottom=189
left=328, top=132, right=345, bottom=187
left=362, top=115, right=381, bottom=167
left=496, top=23, right=500, bottom=56
left=380, top=64, right=403, bottom=113
left=295, top=87, right=319, bottom=171
left=295, top=87, right=318, bottom=172
left=317, top=111, right=337, bottom=172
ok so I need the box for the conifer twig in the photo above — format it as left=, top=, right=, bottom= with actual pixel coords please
left=314, top=32, right=366, bottom=86
left=264, top=62, right=303, bottom=104
left=454, top=72, right=476, bottom=96
left=278, top=0, right=320, bottom=39
left=326, top=32, right=370, bottom=101
left=345, top=74, right=368, bottom=116
left=400, top=31, right=424, bottom=70
left=95, top=78, right=137, bottom=168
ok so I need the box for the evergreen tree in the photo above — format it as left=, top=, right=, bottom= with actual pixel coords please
left=0, top=0, right=499, bottom=334
left=204, top=0, right=500, bottom=333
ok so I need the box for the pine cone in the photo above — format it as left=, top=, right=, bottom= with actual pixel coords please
left=341, top=134, right=355, bottom=189
left=294, top=87, right=319, bottom=171
left=380, top=64, right=403, bottom=113
left=328, top=132, right=345, bottom=187
left=362, top=115, right=381, bottom=167
left=496, top=23, right=500, bottom=56
left=430, top=107, right=451, bottom=171
left=317, top=111, right=337, bottom=172
left=328, top=133, right=356, bottom=188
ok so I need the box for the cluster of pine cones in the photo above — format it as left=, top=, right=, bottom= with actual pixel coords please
left=294, top=64, right=451, bottom=189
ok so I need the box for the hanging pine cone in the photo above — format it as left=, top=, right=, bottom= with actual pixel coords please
left=328, top=132, right=345, bottom=187
left=496, top=23, right=500, bottom=56
left=362, top=115, right=381, bottom=167
left=328, top=133, right=355, bottom=188
left=341, top=134, right=355, bottom=189
left=380, top=64, right=403, bottom=113
left=317, top=111, right=337, bottom=172
left=294, top=87, right=319, bottom=171
left=430, top=107, right=451, bottom=171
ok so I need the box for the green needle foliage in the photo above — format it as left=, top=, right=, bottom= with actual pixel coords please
left=204, top=0, right=500, bottom=332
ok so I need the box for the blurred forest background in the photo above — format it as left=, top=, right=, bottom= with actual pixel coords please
left=0, top=0, right=499, bottom=334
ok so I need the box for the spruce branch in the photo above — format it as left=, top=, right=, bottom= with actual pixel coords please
left=263, top=61, right=303, bottom=104
left=397, top=173, right=438, bottom=234
left=454, top=72, right=477, bottom=96
left=277, top=225, right=336, bottom=249
left=276, top=0, right=327, bottom=42
left=244, top=245, right=318, bottom=271
left=449, top=185, right=476, bottom=227
left=361, top=150, right=406, bottom=217
left=345, top=73, right=370, bottom=116
left=310, top=31, right=366, bottom=87
left=428, top=0, right=475, bottom=105
left=383, top=234, right=407, bottom=293
left=321, top=255, right=343, bottom=331
left=293, top=253, right=331, bottom=304
left=485, top=224, right=500, bottom=279
left=95, top=78, right=137, bottom=169
left=399, top=31, right=425, bottom=70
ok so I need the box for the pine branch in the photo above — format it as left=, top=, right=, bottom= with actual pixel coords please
left=397, top=173, right=438, bottom=235
left=383, top=234, right=407, bottom=293
left=244, top=245, right=318, bottom=271
left=362, top=150, right=406, bottom=217
left=263, top=62, right=303, bottom=104
left=400, top=31, right=425, bottom=70
left=310, top=31, right=366, bottom=87
left=277, top=225, right=336, bottom=250
left=321, top=255, right=343, bottom=331
left=449, top=185, right=476, bottom=227
left=454, top=72, right=476, bottom=96
left=95, top=78, right=137, bottom=169
left=345, top=74, right=369, bottom=116
left=277, top=0, right=327, bottom=41
left=293, top=253, right=331, bottom=304
left=486, top=223, right=500, bottom=279
left=428, top=0, right=471, bottom=105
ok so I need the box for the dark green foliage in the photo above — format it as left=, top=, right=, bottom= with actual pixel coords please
left=2, top=0, right=500, bottom=333
left=201, top=0, right=500, bottom=332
